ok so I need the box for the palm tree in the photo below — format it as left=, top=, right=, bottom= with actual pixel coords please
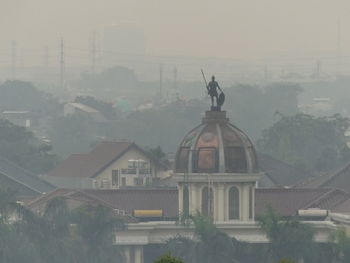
left=154, top=253, right=183, bottom=263
left=167, top=214, right=240, bottom=263
left=71, top=204, right=125, bottom=263
left=257, top=205, right=315, bottom=262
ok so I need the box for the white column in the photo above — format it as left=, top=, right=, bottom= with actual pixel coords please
left=134, top=246, right=144, bottom=263
left=123, top=246, right=131, bottom=263
left=241, top=184, right=250, bottom=221
left=217, top=184, right=225, bottom=222
left=178, top=184, right=183, bottom=216
left=251, top=185, right=255, bottom=220
left=190, top=184, right=198, bottom=215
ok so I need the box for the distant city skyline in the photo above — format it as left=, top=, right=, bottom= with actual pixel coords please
left=1, top=0, right=350, bottom=61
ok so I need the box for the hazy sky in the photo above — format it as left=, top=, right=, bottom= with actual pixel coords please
left=1, top=0, right=350, bottom=61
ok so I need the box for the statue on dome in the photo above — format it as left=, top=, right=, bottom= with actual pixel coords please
left=201, top=70, right=225, bottom=111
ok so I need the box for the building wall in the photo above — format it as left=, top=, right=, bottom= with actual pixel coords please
left=94, top=147, right=166, bottom=188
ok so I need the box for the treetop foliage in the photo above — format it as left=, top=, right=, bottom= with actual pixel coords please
left=258, top=205, right=314, bottom=262
left=257, top=113, right=350, bottom=173
left=154, top=253, right=183, bottom=263
left=0, top=119, right=57, bottom=174
left=0, top=188, right=125, bottom=263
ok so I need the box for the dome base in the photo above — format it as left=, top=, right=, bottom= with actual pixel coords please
left=202, top=110, right=229, bottom=124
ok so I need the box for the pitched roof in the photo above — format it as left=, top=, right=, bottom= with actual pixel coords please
left=26, top=187, right=350, bottom=221
left=255, top=188, right=350, bottom=217
left=82, top=188, right=178, bottom=218
left=27, top=188, right=178, bottom=219
left=0, top=158, right=55, bottom=194
left=257, top=153, right=313, bottom=187
left=47, top=141, right=168, bottom=179
left=297, top=161, right=350, bottom=192
left=47, top=141, right=133, bottom=178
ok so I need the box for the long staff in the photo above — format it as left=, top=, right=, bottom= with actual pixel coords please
left=201, top=69, right=209, bottom=94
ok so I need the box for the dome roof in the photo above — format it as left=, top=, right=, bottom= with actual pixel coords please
left=175, top=111, right=258, bottom=174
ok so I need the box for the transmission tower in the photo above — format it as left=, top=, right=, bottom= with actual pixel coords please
left=159, top=64, right=163, bottom=98
left=60, top=38, right=65, bottom=89
left=44, top=46, right=49, bottom=73
left=91, top=32, right=97, bottom=73
left=11, top=40, right=17, bottom=79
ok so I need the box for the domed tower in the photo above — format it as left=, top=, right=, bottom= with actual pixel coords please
left=174, top=110, right=262, bottom=222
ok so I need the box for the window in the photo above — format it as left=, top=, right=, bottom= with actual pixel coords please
left=101, top=179, right=110, bottom=189
left=134, top=177, right=144, bottom=186
left=229, top=187, right=240, bottom=220
left=202, top=187, right=214, bottom=217
left=93, top=180, right=99, bottom=189
left=112, top=170, right=119, bottom=186
left=138, top=160, right=147, bottom=169
left=183, top=186, right=189, bottom=218
left=128, top=160, right=137, bottom=168
left=197, top=147, right=218, bottom=172
left=225, top=147, right=247, bottom=172
left=121, top=177, right=126, bottom=186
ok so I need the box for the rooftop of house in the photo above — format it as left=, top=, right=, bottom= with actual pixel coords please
left=296, top=161, right=350, bottom=193
left=67, top=102, right=99, bottom=113
left=257, top=153, right=314, bottom=187
left=0, top=158, right=55, bottom=194
left=46, top=141, right=167, bottom=179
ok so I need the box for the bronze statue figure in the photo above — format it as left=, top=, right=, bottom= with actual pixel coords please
left=201, top=70, right=225, bottom=111
left=207, top=75, right=223, bottom=108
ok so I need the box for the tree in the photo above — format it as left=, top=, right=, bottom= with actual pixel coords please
left=0, top=119, right=57, bottom=174
left=75, top=96, right=120, bottom=120
left=77, top=66, right=140, bottom=100
left=330, top=229, right=350, bottom=263
left=167, top=215, right=240, bottom=263
left=49, top=113, right=99, bottom=157
left=278, top=259, right=296, bottom=263
left=71, top=204, right=125, bottom=263
left=225, top=83, right=301, bottom=140
left=0, top=80, right=60, bottom=116
left=257, top=205, right=315, bottom=262
left=257, top=113, right=350, bottom=173
left=0, top=188, right=127, bottom=263
left=145, top=146, right=170, bottom=167
left=154, top=253, right=183, bottom=263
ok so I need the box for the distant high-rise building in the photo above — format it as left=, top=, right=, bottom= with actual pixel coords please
left=103, top=24, right=145, bottom=56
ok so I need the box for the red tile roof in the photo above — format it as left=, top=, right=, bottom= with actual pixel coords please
left=255, top=188, right=350, bottom=217
left=26, top=187, right=350, bottom=220
left=47, top=141, right=134, bottom=178
left=82, top=188, right=178, bottom=218
left=27, top=188, right=179, bottom=218
left=297, top=161, right=350, bottom=194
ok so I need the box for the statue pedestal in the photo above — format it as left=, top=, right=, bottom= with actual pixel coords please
left=211, top=106, right=221, bottom=111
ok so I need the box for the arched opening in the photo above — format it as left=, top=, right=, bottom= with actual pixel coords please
left=229, top=186, right=240, bottom=220
left=202, top=187, right=214, bottom=217
left=183, top=185, right=189, bottom=218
